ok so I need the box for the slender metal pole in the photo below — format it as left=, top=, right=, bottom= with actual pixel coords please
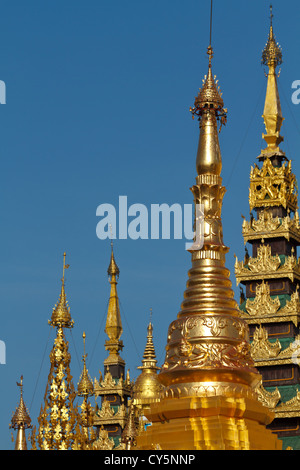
left=209, top=0, right=213, bottom=46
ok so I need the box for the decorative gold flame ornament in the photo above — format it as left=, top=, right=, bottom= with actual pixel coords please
left=249, top=159, right=298, bottom=213
left=137, top=15, right=281, bottom=450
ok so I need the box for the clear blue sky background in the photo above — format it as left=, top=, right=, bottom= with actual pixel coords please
left=0, top=0, right=300, bottom=450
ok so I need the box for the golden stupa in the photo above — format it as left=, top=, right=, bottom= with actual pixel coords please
left=133, top=319, right=162, bottom=408
left=137, top=17, right=282, bottom=451
left=9, top=4, right=286, bottom=452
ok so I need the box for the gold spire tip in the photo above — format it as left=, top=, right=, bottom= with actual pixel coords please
left=62, top=252, right=70, bottom=283
left=262, top=5, right=282, bottom=67
left=107, top=241, right=120, bottom=279
left=190, top=1, right=227, bottom=131
left=49, top=253, right=73, bottom=328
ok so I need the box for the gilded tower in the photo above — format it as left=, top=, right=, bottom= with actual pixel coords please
left=137, top=25, right=281, bottom=450
left=32, top=254, right=83, bottom=450
left=92, top=244, right=133, bottom=450
left=236, top=7, right=300, bottom=450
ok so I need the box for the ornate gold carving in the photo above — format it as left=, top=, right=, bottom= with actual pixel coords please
left=162, top=326, right=254, bottom=373
left=248, top=244, right=281, bottom=272
left=252, top=333, right=300, bottom=367
left=190, top=45, right=227, bottom=130
left=190, top=175, right=227, bottom=254
left=98, top=398, right=115, bottom=419
left=275, top=390, right=300, bottom=418
left=255, top=380, right=281, bottom=409
left=241, top=282, right=300, bottom=327
left=33, top=325, right=82, bottom=450
left=280, top=286, right=300, bottom=315
left=235, top=244, right=300, bottom=284
left=162, top=381, right=257, bottom=400
left=262, top=10, right=282, bottom=68
left=251, top=325, right=282, bottom=360
left=165, top=314, right=249, bottom=346
left=93, top=369, right=132, bottom=399
left=278, top=334, right=300, bottom=361
left=245, top=281, right=280, bottom=316
left=242, top=210, right=300, bottom=244
left=249, top=158, right=297, bottom=212
left=92, top=426, right=115, bottom=450
left=94, top=397, right=127, bottom=429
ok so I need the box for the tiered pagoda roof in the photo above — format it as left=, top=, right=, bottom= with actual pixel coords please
left=235, top=7, right=300, bottom=450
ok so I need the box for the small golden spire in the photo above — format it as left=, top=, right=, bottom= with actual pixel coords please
left=261, top=5, right=284, bottom=156
left=121, top=404, right=138, bottom=450
left=10, top=376, right=32, bottom=450
left=49, top=253, right=74, bottom=328
left=77, top=332, right=94, bottom=397
left=132, top=314, right=162, bottom=408
left=107, top=240, right=120, bottom=279
left=139, top=318, right=159, bottom=371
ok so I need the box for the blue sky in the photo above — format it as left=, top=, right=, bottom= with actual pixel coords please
left=1, top=0, right=300, bottom=450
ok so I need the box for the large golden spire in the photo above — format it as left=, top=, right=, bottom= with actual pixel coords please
left=261, top=5, right=284, bottom=156
left=137, top=2, right=281, bottom=450
left=32, top=254, right=82, bottom=450
left=159, top=39, right=259, bottom=405
left=104, top=242, right=124, bottom=366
